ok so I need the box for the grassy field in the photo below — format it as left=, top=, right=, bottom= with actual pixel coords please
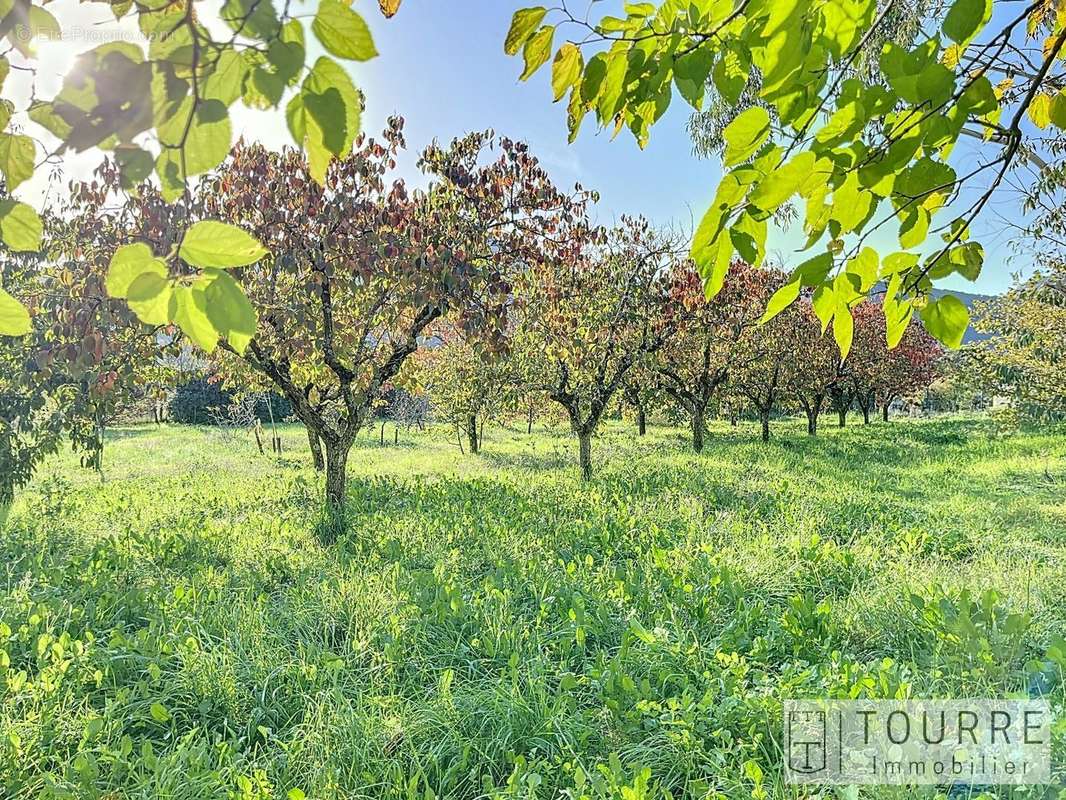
left=1, top=416, right=1064, bottom=799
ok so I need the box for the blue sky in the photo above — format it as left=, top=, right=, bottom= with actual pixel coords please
left=28, top=0, right=1037, bottom=295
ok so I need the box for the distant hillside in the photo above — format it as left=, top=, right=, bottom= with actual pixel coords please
left=929, top=288, right=994, bottom=344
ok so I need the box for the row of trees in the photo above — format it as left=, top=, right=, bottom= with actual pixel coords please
left=1, top=126, right=942, bottom=520
left=411, top=252, right=943, bottom=480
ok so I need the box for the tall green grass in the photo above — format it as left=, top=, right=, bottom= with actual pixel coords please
left=1, top=417, right=1063, bottom=799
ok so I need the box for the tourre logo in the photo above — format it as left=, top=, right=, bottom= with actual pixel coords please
left=784, top=699, right=1052, bottom=785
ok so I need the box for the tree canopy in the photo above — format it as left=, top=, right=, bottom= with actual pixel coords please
left=505, top=0, right=1066, bottom=354
left=0, top=0, right=405, bottom=339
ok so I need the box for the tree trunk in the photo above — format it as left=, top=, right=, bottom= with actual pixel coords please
left=690, top=404, right=705, bottom=453
left=321, top=439, right=351, bottom=539
left=466, top=413, right=479, bottom=454
left=380, top=420, right=386, bottom=446
left=882, top=402, right=890, bottom=422
left=862, top=405, right=870, bottom=424
left=577, top=431, right=592, bottom=481
left=730, top=414, right=738, bottom=427
left=760, top=410, right=770, bottom=442
left=527, top=405, right=534, bottom=434
left=837, top=408, right=847, bottom=427
left=806, top=409, right=818, bottom=436
left=308, top=427, right=324, bottom=471
left=636, top=407, right=647, bottom=436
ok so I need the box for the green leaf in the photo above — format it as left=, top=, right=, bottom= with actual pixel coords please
left=551, top=43, right=582, bottom=102
left=203, top=269, right=257, bottom=353
left=126, top=272, right=174, bottom=326
left=830, top=172, right=873, bottom=234
left=880, top=251, right=919, bottom=277
left=596, top=50, right=627, bottom=123
left=627, top=617, right=656, bottom=644
left=505, top=7, right=547, bottom=55
left=898, top=206, right=930, bottom=249
left=288, top=57, right=362, bottom=183
left=0, top=286, right=30, bottom=336
left=0, top=200, right=41, bottom=252
left=844, top=247, right=878, bottom=291
left=179, top=221, right=268, bottom=268
left=312, top=0, right=377, bottom=61
left=712, top=47, right=748, bottom=106
left=760, top=279, right=800, bottom=323
left=812, top=285, right=834, bottom=332
left=173, top=279, right=220, bottom=353
left=115, top=146, right=155, bottom=191
left=833, top=303, right=854, bottom=358
left=943, top=0, right=991, bottom=45
left=203, top=49, right=250, bottom=106
left=722, top=107, right=770, bottom=167
left=749, top=151, right=815, bottom=211
left=1028, top=93, right=1052, bottom=129
left=0, top=133, right=34, bottom=190
left=729, top=212, right=766, bottom=265
left=106, top=243, right=168, bottom=298
left=149, top=703, right=171, bottom=723
left=820, top=0, right=873, bottom=60
left=884, top=287, right=914, bottom=349
left=920, top=294, right=969, bottom=348
left=947, top=242, right=983, bottom=280
left=790, top=252, right=834, bottom=286
left=157, top=99, right=232, bottom=182
left=1050, top=92, right=1066, bottom=129
left=520, top=26, right=554, bottom=81
left=221, top=0, right=280, bottom=39
left=674, top=47, right=713, bottom=110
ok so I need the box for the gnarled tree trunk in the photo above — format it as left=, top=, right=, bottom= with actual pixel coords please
left=760, top=409, right=771, bottom=442
left=804, top=395, right=823, bottom=436
left=882, top=402, right=890, bottom=422
left=324, top=439, right=350, bottom=517
left=690, top=404, right=705, bottom=453
left=308, top=428, right=325, bottom=471
left=636, top=407, right=646, bottom=436
left=577, top=430, right=593, bottom=481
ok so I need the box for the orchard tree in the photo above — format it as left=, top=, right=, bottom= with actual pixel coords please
left=848, top=302, right=890, bottom=423
left=655, top=259, right=774, bottom=452
left=620, top=362, right=661, bottom=436
left=178, top=124, right=581, bottom=517
left=784, top=298, right=842, bottom=436
left=729, top=267, right=793, bottom=442
left=1, top=169, right=166, bottom=503
left=848, top=301, right=942, bottom=421
left=504, top=0, right=1066, bottom=354
left=964, top=265, right=1066, bottom=423
left=410, top=321, right=517, bottom=454
left=828, top=364, right=855, bottom=428
left=0, top=0, right=405, bottom=338
left=516, top=218, right=683, bottom=479
left=878, top=319, right=943, bottom=420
